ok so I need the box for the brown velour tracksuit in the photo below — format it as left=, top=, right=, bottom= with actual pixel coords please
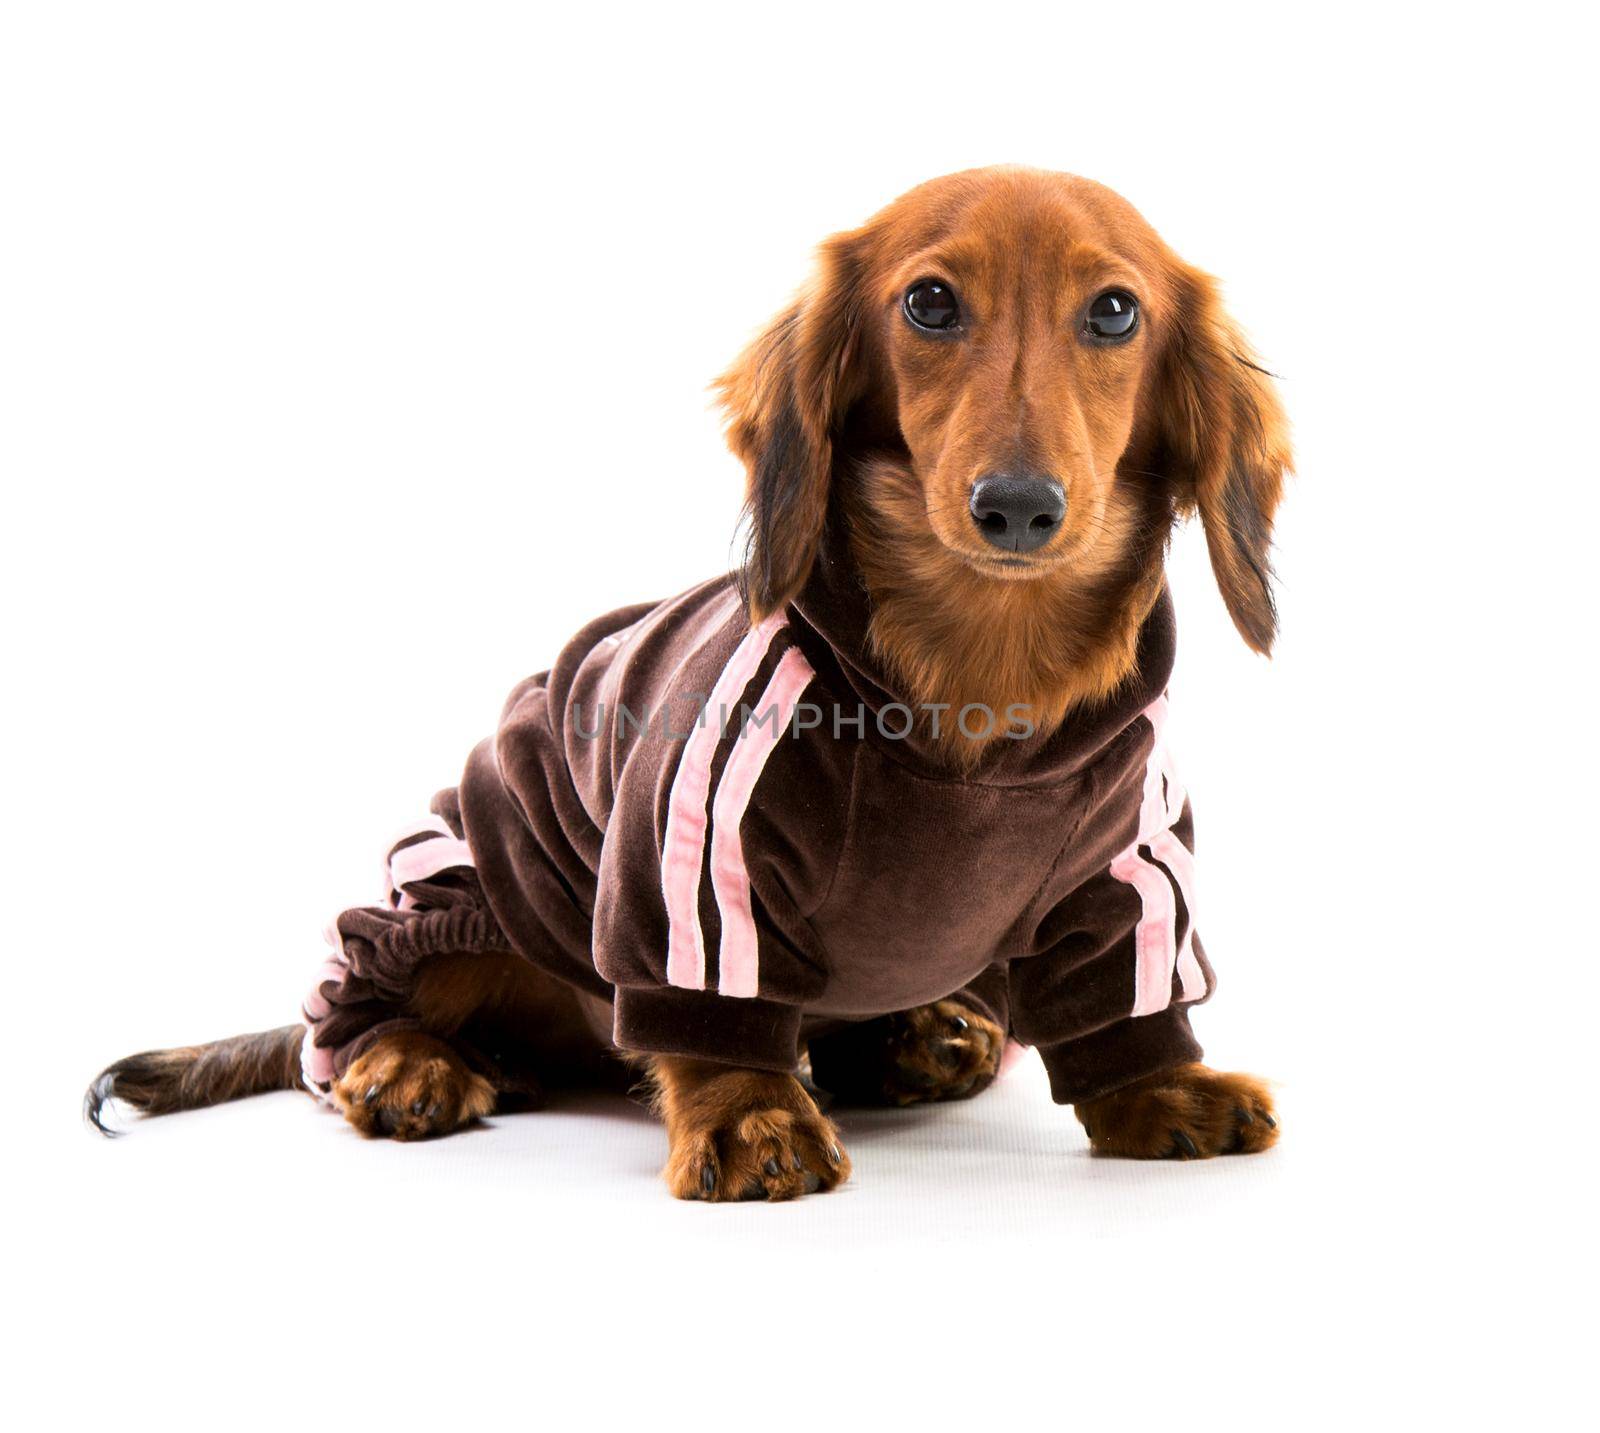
left=301, top=524, right=1213, bottom=1106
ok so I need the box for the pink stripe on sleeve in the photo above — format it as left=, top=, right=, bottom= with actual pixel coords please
left=1143, top=693, right=1170, bottom=747
left=1174, top=936, right=1207, bottom=1004
left=1112, top=844, right=1179, bottom=1017
left=1150, top=829, right=1206, bottom=1002
left=1109, top=697, right=1195, bottom=1019
left=708, top=644, right=816, bottom=998
left=660, top=610, right=788, bottom=990
left=1134, top=715, right=1169, bottom=845
left=1159, top=747, right=1188, bottom=827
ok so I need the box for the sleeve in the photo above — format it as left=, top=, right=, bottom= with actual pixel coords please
left=592, top=627, right=850, bottom=1072
left=467, top=673, right=826, bottom=1072
left=1007, top=710, right=1215, bottom=1105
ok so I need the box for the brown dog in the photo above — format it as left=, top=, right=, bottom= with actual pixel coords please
left=87, top=168, right=1287, bottom=1198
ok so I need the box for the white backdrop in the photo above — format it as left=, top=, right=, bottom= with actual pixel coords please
left=5, top=2, right=1593, bottom=1426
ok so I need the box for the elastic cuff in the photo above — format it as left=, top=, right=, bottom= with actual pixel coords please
left=612, top=986, right=803, bottom=1072
left=1036, top=1004, right=1202, bottom=1105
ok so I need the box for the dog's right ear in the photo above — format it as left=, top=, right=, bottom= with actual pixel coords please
left=716, top=229, right=869, bottom=621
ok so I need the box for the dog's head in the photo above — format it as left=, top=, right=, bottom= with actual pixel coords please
left=717, top=167, right=1291, bottom=658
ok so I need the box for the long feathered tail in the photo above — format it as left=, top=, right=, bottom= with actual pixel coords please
left=84, top=1025, right=307, bottom=1136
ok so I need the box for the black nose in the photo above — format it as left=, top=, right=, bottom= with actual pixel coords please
left=968, top=474, right=1066, bottom=554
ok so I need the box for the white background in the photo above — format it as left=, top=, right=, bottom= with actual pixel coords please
left=4, top=2, right=1594, bottom=1426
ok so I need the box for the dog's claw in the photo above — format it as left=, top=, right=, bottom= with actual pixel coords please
left=1235, top=1105, right=1253, bottom=1126
left=950, top=1015, right=968, bottom=1033
left=1172, top=1128, right=1199, bottom=1159
left=828, top=1144, right=842, bottom=1165
left=363, top=1085, right=380, bottom=1105
left=410, top=1099, right=426, bottom=1116
left=1262, top=1112, right=1277, bottom=1129
left=763, top=1157, right=780, bottom=1178
left=699, top=1162, right=716, bottom=1197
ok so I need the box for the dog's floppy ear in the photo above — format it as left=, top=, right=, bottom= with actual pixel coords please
left=716, top=229, right=869, bottom=620
left=1147, top=264, right=1293, bottom=653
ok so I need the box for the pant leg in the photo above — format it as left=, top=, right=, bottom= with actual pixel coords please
left=299, top=790, right=515, bottom=1101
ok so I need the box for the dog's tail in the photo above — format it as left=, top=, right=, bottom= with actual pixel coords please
left=84, top=1025, right=307, bottom=1136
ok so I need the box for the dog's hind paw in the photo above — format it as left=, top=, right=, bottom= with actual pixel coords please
left=809, top=1000, right=1004, bottom=1107
left=334, top=1030, right=496, bottom=1141
left=881, top=1000, right=1003, bottom=1105
left=1074, top=1063, right=1278, bottom=1159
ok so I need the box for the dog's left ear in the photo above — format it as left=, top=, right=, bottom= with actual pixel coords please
left=716, top=229, right=869, bottom=621
left=1145, top=265, right=1293, bottom=654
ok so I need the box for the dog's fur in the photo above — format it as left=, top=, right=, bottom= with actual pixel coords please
left=86, top=168, right=1289, bottom=1197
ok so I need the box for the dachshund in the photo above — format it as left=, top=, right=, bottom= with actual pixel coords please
left=87, top=167, right=1289, bottom=1200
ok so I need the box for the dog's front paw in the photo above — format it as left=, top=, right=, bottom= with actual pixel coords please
left=334, top=1030, right=496, bottom=1141
left=652, top=1058, right=851, bottom=1202
left=1074, top=1062, right=1278, bottom=1159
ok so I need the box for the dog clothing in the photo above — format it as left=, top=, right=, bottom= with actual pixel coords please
left=301, top=525, right=1214, bottom=1106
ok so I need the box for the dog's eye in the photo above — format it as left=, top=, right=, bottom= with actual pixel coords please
left=1085, top=290, right=1139, bottom=340
left=904, top=280, right=960, bottom=332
